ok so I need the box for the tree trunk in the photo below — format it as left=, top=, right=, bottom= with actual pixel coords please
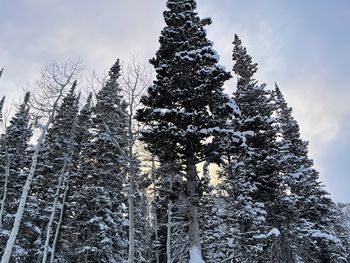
left=42, top=160, right=68, bottom=263
left=151, top=156, right=160, bottom=263
left=128, top=115, right=135, bottom=263
left=280, top=231, right=294, bottom=263
left=1, top=105, right=57, bottom=263
left=0, top=159, right=10, bottom=228
left=185, top=144, right=203, bottom=262
left=166, top=173, right=173, bottom=263
left=50, top=167, right=71, bottom=263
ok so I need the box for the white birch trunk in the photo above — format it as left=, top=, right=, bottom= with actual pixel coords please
left=0, top=159, right=10, bottom=228
left=41, top=159, right=68, bottom=263
left=127, top=99, right=136, bottom=263
left=50, top=166, right=71, bottom=263
left=128, top=145, right=135, bottom=263
left=1, top=102, right=58, bottom=263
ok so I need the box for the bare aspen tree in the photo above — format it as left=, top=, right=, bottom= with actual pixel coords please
left=1, top=60, right=81, bottom=263
left=120, top=56, right=152, bottom=263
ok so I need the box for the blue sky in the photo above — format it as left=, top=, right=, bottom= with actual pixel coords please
left=0, top=0, right=349, bottom=202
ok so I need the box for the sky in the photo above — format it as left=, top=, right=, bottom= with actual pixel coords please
left=0, top=0, right=349, bottom=202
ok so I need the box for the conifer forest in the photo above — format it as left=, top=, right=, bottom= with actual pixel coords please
left=1, top=1, right=350, bottom=262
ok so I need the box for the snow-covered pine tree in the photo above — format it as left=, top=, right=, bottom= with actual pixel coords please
left=1, top=61, right=80, bottom=263
left=19, top=82, right=80, bottom=262
left=58, top=93, right=94, bottom=262
left=0, top=92, right=32, bottom=260
left=274, top=84, right=350, bottom=262
left=136, top=1, right=237, bottom=260
left=217, top=34, right=282, bottom=262
left=62, top=61, right=129, bottom=262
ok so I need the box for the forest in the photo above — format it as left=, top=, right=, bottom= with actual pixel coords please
left=1, top=0, right=350, bottom=263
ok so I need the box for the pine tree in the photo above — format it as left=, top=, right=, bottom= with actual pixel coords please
left=0, top=92, right=32, bottom=260
left=1, top=61, right=79, bottom=263
left=217, top=35, right=281, bottom=262
left=21, top=82, right=80, bottom=262
left=274, top=84, right=349, bottom=262
left=62, top=61, right=129, bottom=262
left=137, top=1, right=236, bottom=260
left=59, top=93, right=94, bottom=262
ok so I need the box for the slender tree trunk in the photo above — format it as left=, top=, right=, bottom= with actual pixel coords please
left=128, top=114, right=135, bottom=263
left=185, top=144, right=203, bottom=262
left=1, top=105, right=57, bottom=263
left=50, top=167, right=71, bottom=263
left=167, top=175, right=173, bottom=263
left=280, top=230, right=294, bottom=263
left=42, top=159, right=68, bottom=263
left=166, top=200, right=172, bottom=263
left=151, top=156, right=160, bottom=263
left=0, top=159, right=10, bottom=228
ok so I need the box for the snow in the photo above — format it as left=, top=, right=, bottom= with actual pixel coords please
left=226, top=96, right=241, bottom=115
left=254, top=228, right=280, bottom=239
left=175, top=44, right=220, bottom=62
left=189, top=246, right=205, bottom=263
left=311, top=230, right=337, bottom=241
left=267, top=228, right=281, bottom=237
left=153, top=108, right=178, bottom=115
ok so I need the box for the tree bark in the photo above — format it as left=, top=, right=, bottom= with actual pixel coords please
left=166, top=174, right=173, bottom=263
left=50, top=166, right=71, bottom=263
left=185, top=144, right=203, bottom=262
left=151, top=156, right=160, bottom=263
left=0, top=159, right=10, bottom=228
left=42, top=160, right=68, bottom=263
left=128, top=108, right=136, bottom=263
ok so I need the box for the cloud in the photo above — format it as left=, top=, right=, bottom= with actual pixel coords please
left=284, top=75, right=350, bottom=145
left=0, top=0, right=165, bottom=103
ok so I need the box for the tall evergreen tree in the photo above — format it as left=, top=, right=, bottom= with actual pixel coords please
left=137, top=0, right=237, bottom=260
left=274, top=84, right=349, bottom=262
left=62, top=61, right=129, bottom=262
left=217, top=35, right=281, bottom=262
left=0, top=92, right=32, bottom=260
left=1, top=61, right=80, bottom=263
left=58, top=93, right=94, bottom=262
left=22, top=82, right=80, bottom=261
